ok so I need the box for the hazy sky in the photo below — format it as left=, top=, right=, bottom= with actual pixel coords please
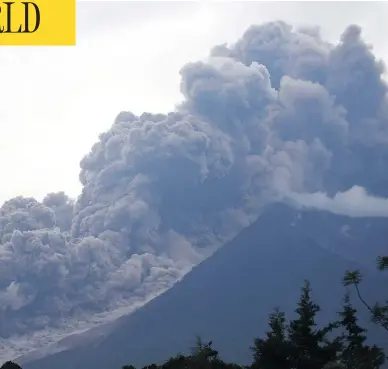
left=1, top=1, right=387, bottom=204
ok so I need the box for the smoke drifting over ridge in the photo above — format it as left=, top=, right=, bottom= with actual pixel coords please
left=1, top=21, right=388, bottom=357
left=287, top=186, right=388, bottom=218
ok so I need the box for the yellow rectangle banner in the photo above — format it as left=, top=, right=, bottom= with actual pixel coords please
left=0, top=0, right=76, bottom=46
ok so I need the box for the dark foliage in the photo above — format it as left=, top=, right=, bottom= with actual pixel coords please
left=0, top=362, right=22, bottom=369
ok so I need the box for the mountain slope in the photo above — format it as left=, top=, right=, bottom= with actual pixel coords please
left=23, top=204, right=387, bottom=369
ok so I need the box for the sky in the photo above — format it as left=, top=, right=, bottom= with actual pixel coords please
left=1, top=1, right=388, bottom=205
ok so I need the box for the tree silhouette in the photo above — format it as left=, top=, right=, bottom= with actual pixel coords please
left=288, top=280, right=340, bottom=369
left=337, top=293, right=385, bottom=369
left=251, top=307, right=291, bottom=369
left=343, top=255, right=388, bottom=332
left=0, top=362, right=22, bottom=369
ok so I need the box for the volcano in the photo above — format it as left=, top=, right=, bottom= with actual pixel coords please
left=22, top=203, right=388, bottom=369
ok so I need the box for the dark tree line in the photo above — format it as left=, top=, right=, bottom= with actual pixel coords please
left=2, top=256, right=387, bottom=369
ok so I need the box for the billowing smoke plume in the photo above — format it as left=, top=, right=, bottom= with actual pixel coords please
left=42, top=192, right=74, bottom=233
left=1, top=21, right=388, bottom=358
left=286, top=186, right=388, bottom=217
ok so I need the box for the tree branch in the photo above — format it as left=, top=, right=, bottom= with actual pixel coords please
left=354, top=283, right=388, bottom=332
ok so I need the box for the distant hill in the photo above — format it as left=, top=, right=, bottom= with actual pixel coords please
left=22, top=203, right=388, bottom=369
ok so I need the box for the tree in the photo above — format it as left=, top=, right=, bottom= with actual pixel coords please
left=190, top=335, right=219, bottom=361
left=161, top=337, right=239, bottom=369
left=161, top=355, right=189, bottom=369
left=0, top=362, right=22, bottom=369
left=343, top=256, right=388, bottom=332
left=287, top=280, right=340, bottom=369
left=188, top=336, right=220, bottom=369
left=251, top=307, right=291, bottom=369
left=377, top=256, right=388, bottom=271
left=143, top=364, right=158, bottom=369
left=252, top=280, right=340, bottom=369
left=337, top=293, right=385, bottom=369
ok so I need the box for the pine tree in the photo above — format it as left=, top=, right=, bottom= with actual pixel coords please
left=288, top=280, right=340, bottom=369
left=337, top=293, right=385, bottom=369
left=251, top=307, right=291, bottom=369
